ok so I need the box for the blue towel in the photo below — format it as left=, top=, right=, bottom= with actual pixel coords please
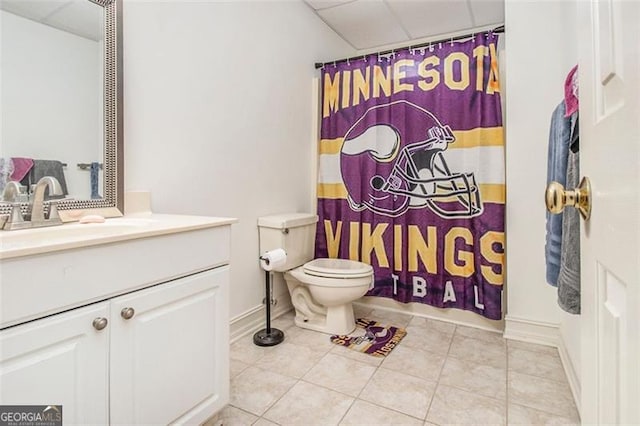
left=90, top=162, right=100, bottom=199
left=545, top=103, right=572, bottom=287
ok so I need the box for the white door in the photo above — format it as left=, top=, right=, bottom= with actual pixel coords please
left=109, top=267, right=229, bottom=425
left=0, top=302, right=110, bottom=425
left=578, top=0, right=640, bottom=424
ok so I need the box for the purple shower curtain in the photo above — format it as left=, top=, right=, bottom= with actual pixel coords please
left=315, top=32, right=505, bottom=320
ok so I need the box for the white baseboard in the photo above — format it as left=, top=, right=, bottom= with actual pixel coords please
left=230, top=300, right=293, bottom=343
left=557, top=333, right=582, bottom=416
left=355, top=297, right=504, bottom=332
left=504, top=315, right=582, bottom=415
left=503, top=314, right=560, bottom=347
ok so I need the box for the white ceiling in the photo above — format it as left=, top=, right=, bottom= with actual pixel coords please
left=1, top=0, right=504, bottom=49
left=304, top=0, right=504, bottom=50
left=0, top=0, right=103, bottom=41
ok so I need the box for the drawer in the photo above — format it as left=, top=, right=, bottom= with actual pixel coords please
left=0, top=226, right=230, bottom=328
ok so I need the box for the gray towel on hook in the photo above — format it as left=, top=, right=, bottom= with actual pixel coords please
left=557, top=149, right=581, bottom=314
left=27, top=160, right=68, bottom=197
left=545, top=102, right=572, bottom=286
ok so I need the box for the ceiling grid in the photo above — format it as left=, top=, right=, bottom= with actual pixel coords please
left=305, top=0, right=504, bottom=50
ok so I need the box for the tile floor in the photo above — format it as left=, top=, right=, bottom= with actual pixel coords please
left=209, top=307, right=580, bottom=425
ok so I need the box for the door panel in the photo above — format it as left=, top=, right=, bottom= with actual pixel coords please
left=0, top=303, right=109, bottom=425
left=110, top=268, right=229, bottom=425
left=579, top=0, right=639, bottom=423
left=597, top=264, right=627, bottom=424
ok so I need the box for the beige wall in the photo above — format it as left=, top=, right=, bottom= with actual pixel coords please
left=122, top=0, right=354, bottom=320
left=504, top=0, right=580, bottom=398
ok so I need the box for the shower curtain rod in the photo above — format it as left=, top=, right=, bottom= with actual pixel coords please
left=315, top=24, right=504, bottom=69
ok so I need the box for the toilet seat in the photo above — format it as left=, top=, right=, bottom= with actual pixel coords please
left=302, top=258, right=373, bottom=279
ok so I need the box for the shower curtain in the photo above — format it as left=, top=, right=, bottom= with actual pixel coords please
left=315, top=32, right=504, bottom=320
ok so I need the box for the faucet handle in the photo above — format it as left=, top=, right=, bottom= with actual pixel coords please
left=3, top=202, right=29, bottom=230
left=2, top=181, right=25, bottom=202
left=9, top=203, right=24, bottom=222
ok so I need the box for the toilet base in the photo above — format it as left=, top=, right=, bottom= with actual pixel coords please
left=284, top=266, right=372, bottom=336
left=253, top=328, right=285, bottom=346
left=293, top=303, right=357, bottom=336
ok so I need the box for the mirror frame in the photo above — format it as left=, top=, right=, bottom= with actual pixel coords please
left=0, top=0, right=124, bottom=221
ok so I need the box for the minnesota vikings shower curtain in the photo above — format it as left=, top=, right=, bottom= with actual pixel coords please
left=315, top=32, right=504, bottom=320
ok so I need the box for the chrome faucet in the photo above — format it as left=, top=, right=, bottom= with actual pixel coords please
left=1, top=181, right=30, bottom=230
left=29, top=176, right=63, bottom=227
left=1, top=176, right=63, bottom=230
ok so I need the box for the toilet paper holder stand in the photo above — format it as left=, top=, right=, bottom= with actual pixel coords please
left=253, top=255, right=285, bottom=347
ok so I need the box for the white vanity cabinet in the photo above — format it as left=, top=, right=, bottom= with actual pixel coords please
left=0, top=217, right=234, bottom=425
left=109, top=267, right=229, bottom=425
left=0, top=302, right=111, bottom=424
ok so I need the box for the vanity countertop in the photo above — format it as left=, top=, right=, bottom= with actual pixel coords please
left=0, top=213, right=237, bottom=260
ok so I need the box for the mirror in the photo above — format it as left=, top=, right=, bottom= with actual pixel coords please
left=0, top=0, right=123, bottom=220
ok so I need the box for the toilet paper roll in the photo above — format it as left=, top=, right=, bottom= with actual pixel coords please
left=259, top=249, right=287, bottom=271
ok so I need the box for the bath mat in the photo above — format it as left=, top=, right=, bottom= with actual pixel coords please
left=330, top=318, right=407, bottom=357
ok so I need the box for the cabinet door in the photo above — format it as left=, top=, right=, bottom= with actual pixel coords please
left=110, top=267, right=229, bottom=425
left=0, top=302, right=109, bottom=425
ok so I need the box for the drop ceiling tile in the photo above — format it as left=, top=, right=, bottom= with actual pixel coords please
left=468, top=0, right=504, bottom=27
left=0, top=0, right=70, bottom=21
left=45, top=0, right=104, bottom=41
left=318, top=0, right=409, bottom=49
left=305, top=0, right=356, bottom=11
left=385, top=0, right=473, bottom=39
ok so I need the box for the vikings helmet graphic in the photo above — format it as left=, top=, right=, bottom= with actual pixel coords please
left=340, top=100, right=483, bottom=218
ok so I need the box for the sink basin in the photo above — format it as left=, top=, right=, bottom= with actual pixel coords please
left=0, top=214, right=236, bottom=260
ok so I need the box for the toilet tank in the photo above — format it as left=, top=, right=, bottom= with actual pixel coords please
left=258, top=213, right=318, bottom=270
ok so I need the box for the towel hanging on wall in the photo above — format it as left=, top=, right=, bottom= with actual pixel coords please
left=90, top=162, right=101, bottom=199
left=545, top=102, right=572, bottom=286
left=564, top=65, right=579, bottom=117
left=21, top=159, right=68, bottom=197
left=557, top=146, right=581, bottom=314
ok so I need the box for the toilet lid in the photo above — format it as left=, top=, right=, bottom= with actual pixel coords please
left=303, top=258, right=373, bottom=278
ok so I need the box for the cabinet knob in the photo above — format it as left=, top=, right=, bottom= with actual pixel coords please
left=92, top=317, right=108, bottom=331
left=120, top=307, right=135, bottom=320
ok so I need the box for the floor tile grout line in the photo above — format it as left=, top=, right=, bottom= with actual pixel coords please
left=506, top=398, right=581, bottom=420
left=509, top=369, right=576, bottom=390
left=231, top=314, right=574, bottom=425
left=507, top=341, right=578, bottom=422
left=232, top=334, right=304, bottom=424
left=424, top=322, right=456, bottom=423
left=335, top=394, right=357, bottom=425
left=348, top=313, right=434, bottom=422
left=257, top=376, right=301, bottom=424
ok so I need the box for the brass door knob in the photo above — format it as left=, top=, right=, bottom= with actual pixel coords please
left=545, top=176, right=591, bottom=220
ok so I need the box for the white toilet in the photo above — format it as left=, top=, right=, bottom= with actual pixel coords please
left=258, top=213, right=373, bottom=335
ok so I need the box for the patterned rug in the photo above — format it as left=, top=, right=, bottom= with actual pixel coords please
left=330, top=318, right=407, bottom=357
